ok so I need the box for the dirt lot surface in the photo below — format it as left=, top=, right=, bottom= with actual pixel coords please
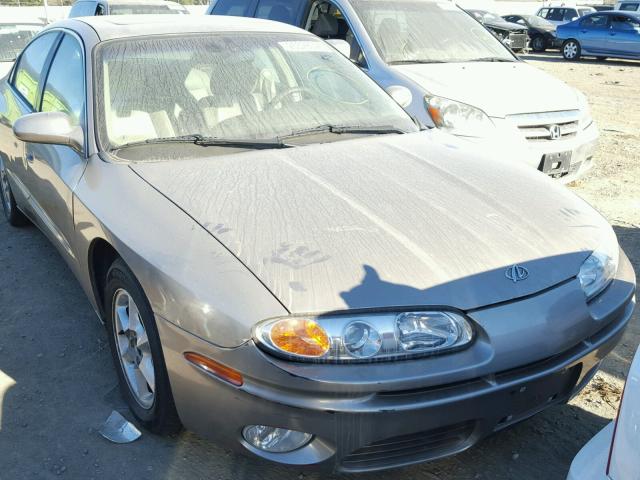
left=0, top=52, right=638, bottom=480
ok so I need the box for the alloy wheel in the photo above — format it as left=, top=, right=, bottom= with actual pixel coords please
left=112, top=288, right=156, bottom=409
left=564, top=42, right=578, bottom=59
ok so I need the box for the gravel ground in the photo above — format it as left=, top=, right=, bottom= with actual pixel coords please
left=0, top=52, right=638, bottom=480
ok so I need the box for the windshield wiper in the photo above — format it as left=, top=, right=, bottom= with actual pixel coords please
left=387, top=59, right=448, bottom=65
left=112, top=134, right=290, bottom=151
left=465, top=57, right=515, bottom=62
left=278, top=124, right=407, bottom=140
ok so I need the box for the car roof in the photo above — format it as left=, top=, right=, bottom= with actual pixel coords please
left=47, top=15, right=306, bottom=41
left=101, top=0, right=184, bottom=6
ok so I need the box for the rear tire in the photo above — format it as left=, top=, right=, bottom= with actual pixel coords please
left=0, top=156, right=29, bottom=227
left=531, top=35, right=547, bottom=52
left=104, top=258, right=182, bottom=435
left=562, top=39, right=581, bottom=61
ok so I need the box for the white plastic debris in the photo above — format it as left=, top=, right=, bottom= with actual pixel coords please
left=99, top=411, right=141, bottom=444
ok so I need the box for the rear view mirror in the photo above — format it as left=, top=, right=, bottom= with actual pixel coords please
left=13, top=112, right=84, bottom=153
left=325, top=39, right=351, bottom=58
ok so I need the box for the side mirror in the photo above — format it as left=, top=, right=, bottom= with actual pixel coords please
left=325, top=39, right=351, bottom=58
left=13, top=112, right=84, bottom=153
left=385, top=85, right=413, bottom=108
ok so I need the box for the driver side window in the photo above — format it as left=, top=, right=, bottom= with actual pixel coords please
left=304, top=2, right=366, bottom=67
left=40, top=34, right=85, bottom=128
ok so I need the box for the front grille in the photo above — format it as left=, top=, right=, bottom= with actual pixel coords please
left=341, top=421, right=475, bottom=471
left=508, top=32, right=528, bottom=50
left=508, top=110, right=581, bottom=142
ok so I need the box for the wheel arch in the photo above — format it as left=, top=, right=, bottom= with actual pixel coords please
left=88, top=237, right=121, bottom=320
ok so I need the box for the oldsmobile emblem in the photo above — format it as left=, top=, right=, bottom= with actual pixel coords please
left=505, top=265, right=529, bottom=283
left=548, top=124, right=561, bottom=140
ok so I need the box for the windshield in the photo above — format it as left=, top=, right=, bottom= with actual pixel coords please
left=351, top=0, right=514, bottom=64
left=96, top=33, right=416, bottom=150
left=0, top=24, right=42, bottom=62
left=109, top=4, right=188, bottom=14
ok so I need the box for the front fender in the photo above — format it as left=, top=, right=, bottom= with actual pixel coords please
left=72, top=155, right=288, bottom=347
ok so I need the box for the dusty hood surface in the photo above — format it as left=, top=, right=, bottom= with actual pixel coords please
left=130, top=132, right=610, bottom=314
left=393, top=61, right=578, bottom=117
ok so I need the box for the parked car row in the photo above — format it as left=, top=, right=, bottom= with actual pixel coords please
left=0, top=19, right=44, bottom=78
left=467, top=9, right=530, bottom=52
left=0, top=0, right=635, bottom=475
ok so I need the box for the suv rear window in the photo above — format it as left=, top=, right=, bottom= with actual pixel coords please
left=255, top=0, right=297, bottom=23
left=211, top=0, right=255, bottom=16
left=620, top=2, right=639, bottom=11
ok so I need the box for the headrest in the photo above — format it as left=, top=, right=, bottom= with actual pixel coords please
left=312, top=13, right=339, bottom=37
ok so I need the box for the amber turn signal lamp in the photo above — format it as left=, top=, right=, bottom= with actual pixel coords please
left=270, top=318, right=330, bottom=357
left=184, top=352, right=243, bottom=386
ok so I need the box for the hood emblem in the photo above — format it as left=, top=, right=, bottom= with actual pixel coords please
left=548, top=124, right=561, bottom=140
left=506, top=265, right=529, bottom=283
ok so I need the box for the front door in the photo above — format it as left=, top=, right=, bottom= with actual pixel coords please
left=24, top=33, right=87, bottom=261
left=578, top=14, right=611, bottom=53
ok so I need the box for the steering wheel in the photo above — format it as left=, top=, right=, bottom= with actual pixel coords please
left=265, top=86, right=314, bottom=111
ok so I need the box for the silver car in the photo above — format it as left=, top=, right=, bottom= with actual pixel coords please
left=0, top=15, right=635, bottom=473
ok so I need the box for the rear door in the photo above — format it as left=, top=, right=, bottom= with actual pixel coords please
left=607, top=14, right=640, bottom=56
left=578, top=14, right=611, bottom=53
left=24, top=32, right=87, bottom=261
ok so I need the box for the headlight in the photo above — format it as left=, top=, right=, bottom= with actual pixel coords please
left=578, top=229, right=619, bottom=300
left=254, top=311, right=474, bottom=362
left=425, top=95, right=495, bottom=137
left=575, top=89, right=593, bottom=130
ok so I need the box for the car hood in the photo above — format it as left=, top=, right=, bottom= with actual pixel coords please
left=485, top=19, right=526, bottom=31
left=130, top=132, right=610, bottom=314
left=393, top=61, right=578, bottom=117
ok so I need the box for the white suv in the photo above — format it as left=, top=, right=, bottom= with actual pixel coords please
left=536, top=5, right=596, bottom=25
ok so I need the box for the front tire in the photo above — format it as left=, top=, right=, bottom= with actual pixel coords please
left=104, top=258, right=182, bottom=435
left=0, top=156, right=29, bottom=227
left=562, top=39, right=581, bottom=61
left=531, top=35, right=547, bottom=52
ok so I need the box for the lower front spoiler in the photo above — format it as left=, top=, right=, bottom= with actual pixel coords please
left=157, top=296, right=632, bottom=473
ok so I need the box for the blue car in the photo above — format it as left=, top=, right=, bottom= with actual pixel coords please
left=558, top=11, right=640, bottom=60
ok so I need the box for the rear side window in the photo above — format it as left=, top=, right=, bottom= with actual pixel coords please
left=41, top=35, right=85, bottom=126
left=211, top=0, right=255, bottom=16
left=611, top=14, right=640, bottom=29
left=255, top=0, right=298, bottom=23
left=12, top=32, right=59, bottom=109
left=619, top=3, right=639, bottom=11
left=69, top=1, right=96, bottom=17
left=563, top=9, right=578, bottom=21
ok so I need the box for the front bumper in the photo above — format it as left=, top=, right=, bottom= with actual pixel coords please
left=459, top=119, right=598, bottom=184
left=157, top=253, right=634, bottom=473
